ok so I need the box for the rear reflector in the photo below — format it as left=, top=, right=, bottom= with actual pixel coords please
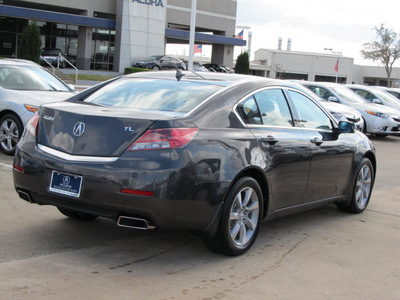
left=128, top=128, right=198, bottom=151
left=121, top=189, right=154, bottom=197
left=13, top=164, right=24, bottom=173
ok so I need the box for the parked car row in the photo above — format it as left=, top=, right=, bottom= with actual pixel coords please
left=297, top=81, right=400, bottom=137
left=133, top=56, right=235, bottom=73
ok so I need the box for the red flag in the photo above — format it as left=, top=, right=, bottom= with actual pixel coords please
left=334, top=58, right=339, bottom=72
left=194, top=44, right=202, bottom=54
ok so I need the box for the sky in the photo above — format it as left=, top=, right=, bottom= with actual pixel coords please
left=166, top=0, right=400, bottom=66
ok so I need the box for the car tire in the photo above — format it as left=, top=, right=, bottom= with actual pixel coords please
left=57, top=207, right=98, bottom=221
left=337, top=158, right=374, bottom=213
left=362, top=118, right=367, bottom=134
left=203, top=177, right=263, bottom=256
left=0, top=113, right=23, bottom=156
left=372, top=134, right=388, bottom=138
left=152, top=65, right=160, bottom=70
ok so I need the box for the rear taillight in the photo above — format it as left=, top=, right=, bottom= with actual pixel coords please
left=26, top=112, right=39, bottom=137
left=128, top=128, right=198, bottom=151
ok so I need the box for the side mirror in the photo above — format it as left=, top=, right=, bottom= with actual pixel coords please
left=373, top=99, right=383, bottom=105
left=328, top=96, right=339, bottom=103
left=338, top=121, right=355, bottom=133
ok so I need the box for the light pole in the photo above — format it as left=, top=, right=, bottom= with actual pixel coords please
left=188, top=0, right=197, bottom=71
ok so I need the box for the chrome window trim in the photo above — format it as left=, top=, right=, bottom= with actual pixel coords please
left=38, top=144, right=118, bottom=162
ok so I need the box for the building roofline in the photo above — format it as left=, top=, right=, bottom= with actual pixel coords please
left=166, top=28, right=246, bottom=46
left=0, top=5, right=115, bottom=29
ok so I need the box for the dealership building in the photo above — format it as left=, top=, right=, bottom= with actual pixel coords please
left=0, top=0, right=245, bottom=72
left=250, top=47, right=400, bottom=87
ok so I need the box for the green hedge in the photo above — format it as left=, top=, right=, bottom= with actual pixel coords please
left=124, top=67, right=151, bottom=74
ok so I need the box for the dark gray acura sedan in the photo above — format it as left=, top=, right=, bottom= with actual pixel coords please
left=13, top=71, right=376, bottom=256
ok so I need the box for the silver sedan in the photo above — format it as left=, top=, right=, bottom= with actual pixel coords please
left=0, top=59, right=75, bottom=155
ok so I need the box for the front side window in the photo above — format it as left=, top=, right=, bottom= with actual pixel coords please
left=352, top=89, right=375, bottom=102
left=288, top=90, right=333, bottom=130
left=253, top=89, right=294, bottom=127
left=307, top=85, right=334, bottom=100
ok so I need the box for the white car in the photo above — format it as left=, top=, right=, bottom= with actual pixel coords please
left=370, top=86, right=400, bottom=101
left=0, top=59, right=76, bottom=155
left=347, top=84, right=400, bottom=111
left=300, top=81, right=400, bottom=137
left=291, top=81, right=364, bottom=131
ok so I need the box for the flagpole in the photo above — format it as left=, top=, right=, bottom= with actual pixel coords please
left=325, top=48, right=341, bottom=83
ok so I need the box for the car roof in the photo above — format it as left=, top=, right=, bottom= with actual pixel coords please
left=124, top=70, right=294, bottom=88
left=0, top=58, right=41, bottom=67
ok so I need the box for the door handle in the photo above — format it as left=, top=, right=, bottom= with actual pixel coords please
left=261, top=135, right=279, bottom=145
left=310, top=137, right=323, bottom=146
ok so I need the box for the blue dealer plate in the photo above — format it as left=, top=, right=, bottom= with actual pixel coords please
left=49, top=171, right=83, bottom=198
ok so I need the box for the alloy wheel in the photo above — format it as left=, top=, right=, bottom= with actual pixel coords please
left=355, top=164, right=372, bottom=209
left=229, top=186, right=260, bottom=248
left=0, top=119, right=19, bottom=152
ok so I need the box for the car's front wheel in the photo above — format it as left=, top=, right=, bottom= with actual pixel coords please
left=337, top=158, right=374, bottom=213
left=203, top=177, right=263, bottom=256
left=57, top=207, right=98, bottom=221
left=152, top=65, right=160, bottom=70
left=0, top=113, right=23, bottom=155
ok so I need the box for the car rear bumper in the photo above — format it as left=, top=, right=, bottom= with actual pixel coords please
left=13, top=143, right=225, bottom=233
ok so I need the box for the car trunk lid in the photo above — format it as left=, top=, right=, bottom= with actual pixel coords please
left=37, top=101, right=182, bottom=157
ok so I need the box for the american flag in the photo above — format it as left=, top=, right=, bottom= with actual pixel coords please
left=194, top=44, right=202, bottom=54
left=334, top=58, right=339, bottom=72
left=235, top=29, right=244, bottom=39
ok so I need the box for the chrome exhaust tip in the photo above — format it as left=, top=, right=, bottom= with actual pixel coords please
left=18, top=190, right=33, bottom=203
left=117, top=216, right=156, bottom=230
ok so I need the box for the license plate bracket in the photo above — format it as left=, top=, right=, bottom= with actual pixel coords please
left=49, top=171, right=83, bottom=198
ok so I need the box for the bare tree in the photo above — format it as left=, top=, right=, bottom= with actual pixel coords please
left=272, top=64, right=285, bottom=79
left=361, top=24, right=400, bottom=87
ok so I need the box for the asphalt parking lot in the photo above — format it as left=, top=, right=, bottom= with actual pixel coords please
left=0, top=136, right=399, bottom=299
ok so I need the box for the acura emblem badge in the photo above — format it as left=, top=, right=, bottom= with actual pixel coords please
left=73, top=122, right=86, bottom=136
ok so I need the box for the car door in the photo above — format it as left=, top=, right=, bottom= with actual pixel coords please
left=286, top=89, right=355, bottom=203
left=238, top=88, right=311, bottom=210
left=159, top=57, right=170, bottom=69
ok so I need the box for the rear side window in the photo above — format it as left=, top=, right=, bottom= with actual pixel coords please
left=83, top=78, right=223, bottom=113
left=238, top=96, right=262, bottom=125
left=253, top=89, right=293, bottom=127
left=238, top=89, right=294, bottom=127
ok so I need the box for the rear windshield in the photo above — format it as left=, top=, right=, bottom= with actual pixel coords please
left=83, top=78, right=223, bottom=113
